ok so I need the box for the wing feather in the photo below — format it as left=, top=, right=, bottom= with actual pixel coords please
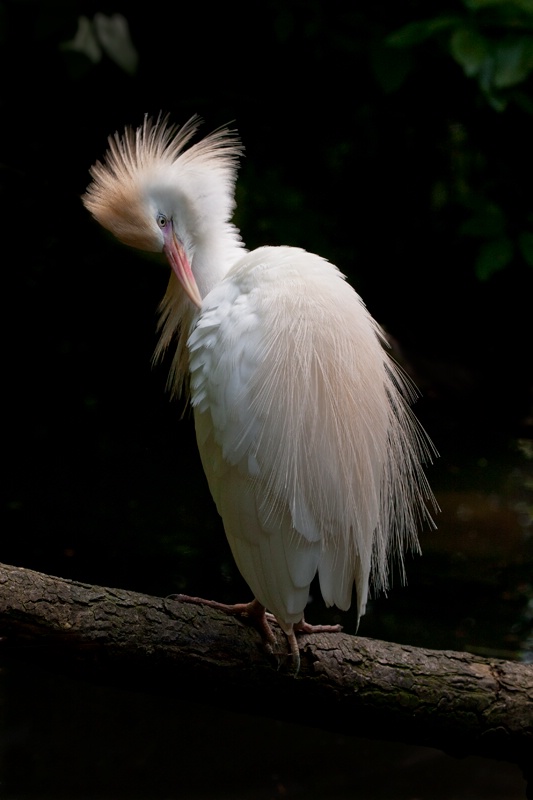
left=188, top=245, right=436, bottom=627
left=194, top=406, right=321, bottom=630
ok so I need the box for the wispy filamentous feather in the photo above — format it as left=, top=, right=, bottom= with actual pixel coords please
left=83, top=115, right=243, bottom=255
left=188, top=246, right=438, bottom=623
left=84, top=114, right=243, bottom=215
left=153, top=272, right=197, bottom=400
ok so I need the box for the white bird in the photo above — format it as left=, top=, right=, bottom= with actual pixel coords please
left=83, top=115, right=437, bottom=668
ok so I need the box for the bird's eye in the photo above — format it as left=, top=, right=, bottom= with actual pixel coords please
left=157, top=213, right=168, bottom=228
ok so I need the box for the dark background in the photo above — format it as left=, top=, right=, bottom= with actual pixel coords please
left=1, top=1, right=532, bottom=797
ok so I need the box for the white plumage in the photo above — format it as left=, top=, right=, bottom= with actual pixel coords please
left=84, top=115, right=436, bottom=659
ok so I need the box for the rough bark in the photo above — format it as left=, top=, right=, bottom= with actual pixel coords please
left=0, top=562, right=531, bottom=786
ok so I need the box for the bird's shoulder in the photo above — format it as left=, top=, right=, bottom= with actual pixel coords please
left=187, top=244, right=389, bottom=484
left=193, top=245, right=366, bottom=340
left=187, top=245, right=376, bottom=414
left=223, top=245, right=347, bottom=302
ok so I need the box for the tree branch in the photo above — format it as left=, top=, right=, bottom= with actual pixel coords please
left=1, top=562, right=531, bottom=784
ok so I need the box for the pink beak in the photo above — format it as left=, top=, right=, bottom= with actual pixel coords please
left=162, top=225, right=203, bottom=309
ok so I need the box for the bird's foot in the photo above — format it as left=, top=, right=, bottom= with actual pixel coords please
left=170, top=594, right=277, bottom=651
left=294, top=619, right=343, bottom=635
left=170, top=595, right=342, bottom=675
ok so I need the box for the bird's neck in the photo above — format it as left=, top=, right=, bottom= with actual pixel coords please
left=192, top=222, right=245, bottom=297
left=154, top=221, right=245, bottom=398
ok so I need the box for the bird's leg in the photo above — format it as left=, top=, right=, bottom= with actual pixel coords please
left=259, top=614, right=342, bottom=674
left=282, top=617, right=343, bottom=674
left=284, top=629, right=301, bottom=674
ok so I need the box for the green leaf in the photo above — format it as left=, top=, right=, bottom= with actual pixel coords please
left=387, top=16, right=461, bottom=48
left=94, top=13, right=139, bottom=75
left=461, top=204, right=506, bottom=237
left=493, top=36, right=533, bottom=88
left=61, top=16, right=101, bottom=64
left=518, top=232, right=533, bottom=265
left=450, top=28, right=491, bottom=77
left=475, top=237, right=514, bottom=279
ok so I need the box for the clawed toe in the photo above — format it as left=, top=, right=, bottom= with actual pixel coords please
left=172, top=594, right=341, bottom=675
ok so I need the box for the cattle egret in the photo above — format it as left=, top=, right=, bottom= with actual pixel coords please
left=83, top=115, right=437, bottom=669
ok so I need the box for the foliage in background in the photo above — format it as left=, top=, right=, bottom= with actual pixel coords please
left=47, top=0, right=533, bottom=282
left=385, top=0, right=533, bottom=279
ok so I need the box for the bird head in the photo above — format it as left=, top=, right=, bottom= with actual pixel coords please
left=83, top=115, right=243, bottom=308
